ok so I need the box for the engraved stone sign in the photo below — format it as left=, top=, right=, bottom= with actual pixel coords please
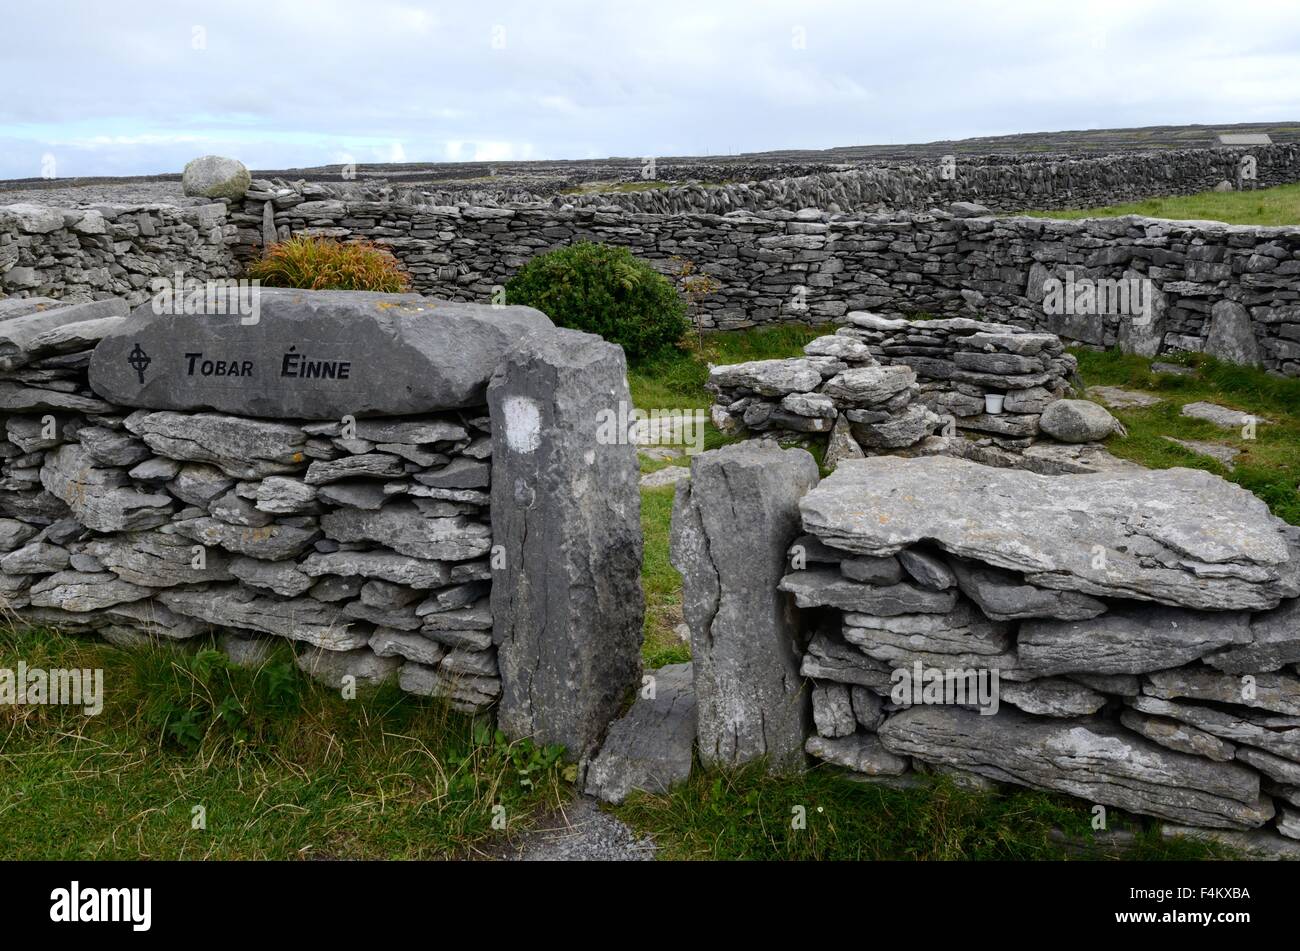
left=89, top=288, right=553, bottom=419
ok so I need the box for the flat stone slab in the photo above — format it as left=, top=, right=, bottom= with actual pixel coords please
left=1163, top=437, right=1240, bottom=468
left=584, top=662, right=696, bottom=805
left=89, top=289, right=553, bottom=418
left=879, top=704, right=1272, bottom=830
left=1181, top=401, right=1270, bottom=429
left=1087, top=386, right=1162, bottom=409
left=799, top=455, right=1296, bottom=612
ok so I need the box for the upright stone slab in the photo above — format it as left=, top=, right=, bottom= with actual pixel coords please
left=670, top=443, right=819, bottom=772
left=487, top=328, right=643, bottom=758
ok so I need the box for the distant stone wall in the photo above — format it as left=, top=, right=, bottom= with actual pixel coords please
left=0, top=202, right=237, bottom=305
left=229, top=188, right=1300, bottom=376
left=563, top=145, right=1300, bottom=215
left=0, top=291, right=644, bottom=757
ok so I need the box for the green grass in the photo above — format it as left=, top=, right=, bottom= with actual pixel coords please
left=1020, top=181, right=1300, bottom=226
left=0, top=626, right=566, bottom=859
left=1075, top=349, right=1300, bottom=525
left=613, top=764, right=1228, bottom=860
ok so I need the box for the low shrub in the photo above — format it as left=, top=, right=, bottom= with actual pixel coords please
left=249, top=235, right=411, bottom=292
left=505, top=242, right=689, bottom=360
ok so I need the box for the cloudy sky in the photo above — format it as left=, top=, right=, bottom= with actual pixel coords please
left=4, top=0, right=1299, bottom=179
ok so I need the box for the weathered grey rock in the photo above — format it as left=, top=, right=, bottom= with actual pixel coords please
left=1087, top=386, right=1161, bottom=410
left=40, top=444, right=173, bottom=532
left=181, top=155, right=251, bottom=200
left=1161, top=823, right=1300, bottom=860
left=879, top=704, right=1271, bottom=829
left=295, top=645, right=400, bottom=688
left=0, top=383, right=112, bottom=414
left=75, top=426, right=151, bottom=468
left=489, top=328, right=643, bottom=757
left=299, top=549, right=450, bottom=588
left=1120, top=706, right=1236, bottom=763
left=415, top=457, right=490, bottom=489
left=1130, top=694, right=1300, bottom=763
left=1144, top=668, right=1300, bottom=716
left=209, top=489, right=273, bottom=527
left=397, top=661, right=500, bottom=713
left=320, top=504, right=490, bottom=561
left=709, top=358, right=823, bottom=396
left=91, top=290, right=554, bottom=418
left=1019, top=604, right=1249, bottom=676
left=780, top=392, right=837, bottom=418
left=0, top=518, right=39, bottom=551
left=1181, top=401, right=1268, bottom=430
left=166, top=463, right=235, bottom=506
left=949, top=555, right=1111, bottom=623
left=1000, top=678, right=1107, bottom=717
left=172, top=516, right=317, bottom=561
left=805, top=734, right=909, bottom=776
left=799, top=456, right=1296, bottom=611
left=314, top=480, right=388, bottom=510
left=368, top=627, right=447, bottom=666
left=0, top=541, right=69, bottom=574
left=26, top=315, right=127, bottom=360
left=812, top=682, right=857, bottom=738
left=1164, top=437, right=1240, bottom=467
left=842, top=607, right=1018, bottom=671
left=1236, top=747, right=1300, bottom=785
left=217, top=632, right=276, bottom=668
left=799, top=631, right=896, bottom=691
left=1204, top=300, right=1262, bottom=367
left=780, top=568, right=958, bottom=615
left=839, top=555, right=903, bottom=585
left=822, top=365, right=916, bottom=405
left=584, top=662, right=697, bottom=805
left=159, top=584, right=365, bottom=650
left=823, top=415, right=864, bottom=471
left=308, top=575, right=365, bottom=602
left=227, top=555, right=313, bottom=597
left=419, top=598, right=492, bottom=630
left=253, top=477, right=318, bottom=514
left=124, top=411, right=307, bottom=480
left=850, top=403, right=938, bottom=449
left=1206, top=599, right=1300, bottom=673
left=29, top=570, right=154, bottom=612
left=0, top=298, right=129, bottom=370
left=850, top=685, right=885, bottom=730
left=1069, top=671, right=1141, bottom=696
left=897, top=548, right=957, bottom=590
left=1039, top=399, right=1122, bottom=443
left=671, top=443, right=817, bottom=771
left=305, top=453, right=406, bottom=485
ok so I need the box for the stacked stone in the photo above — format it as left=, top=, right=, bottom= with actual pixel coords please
left=705, top=336, right=941, bottom=453
left=834, top=312, right=1076, bottom=448
left=780, top=455, right=1300, bottom=839
left=563, top=145, right=1300, bottom=216
left=0, top=300, right=500, bottom=712
left=0, top=201, right=233, bottom=306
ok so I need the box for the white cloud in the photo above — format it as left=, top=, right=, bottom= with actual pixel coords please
left=0, top=0, right=1298, bottom=178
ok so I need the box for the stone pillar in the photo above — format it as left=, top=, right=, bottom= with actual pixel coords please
left=670, top=443, right=819, bottom=772
left=488, top=328, right=644, bottom=758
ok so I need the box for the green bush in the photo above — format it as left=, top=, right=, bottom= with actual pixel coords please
left=505, top=242, right=689, bottom=360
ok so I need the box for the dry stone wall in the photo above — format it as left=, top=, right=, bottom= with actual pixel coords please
left=674, top=444, right=1300, bottom=843
left=564, top=145, right=1300, bottom=216
left=0, top=290, right=644, bottom=754
left=225, top=188, right=1300, bottom=376
left=0, top=201, right=235, bottom=305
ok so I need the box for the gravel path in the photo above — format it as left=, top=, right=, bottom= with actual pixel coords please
left=510, top=796, right=657, bottom=861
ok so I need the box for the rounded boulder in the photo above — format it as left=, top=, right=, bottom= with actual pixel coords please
left=1039, top=399, right=1124, bottom=443
left=182, top=155, right=252, bottom=200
